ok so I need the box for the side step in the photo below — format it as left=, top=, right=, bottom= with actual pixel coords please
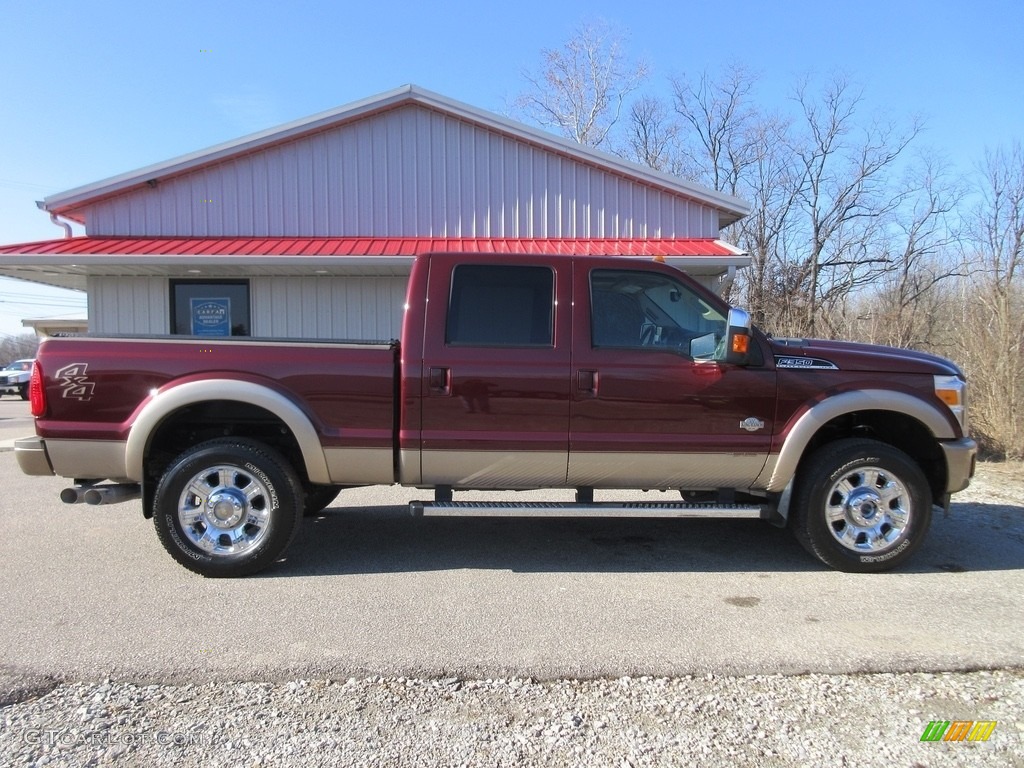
left=410, top=500, right=768, bottom=519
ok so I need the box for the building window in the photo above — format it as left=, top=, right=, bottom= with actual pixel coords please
left=446, top=265, right=554, bottom=346
left=170, top=280, right=251, bottom=336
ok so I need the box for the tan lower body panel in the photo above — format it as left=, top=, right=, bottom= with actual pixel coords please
left=14, top=436, right=54, bottom=476
left=45, top=440, right=393, bottom=486
left=420, top=450, right=568, bottom=489
left=45, top=439, right=131, bottom=481
left=324, top=447, right=395, bottom=485
left=412, top=450, right=772, bottom=491
left=568, top=452, right=771, bottom=490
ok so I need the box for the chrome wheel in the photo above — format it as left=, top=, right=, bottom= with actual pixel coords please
left=177, top=464, right=274, bottom=557
left=825, top=466, right=911, bottom=553
left=154, top=438, right=303, bottom=577
left=791, top=438, right=932, bottom=573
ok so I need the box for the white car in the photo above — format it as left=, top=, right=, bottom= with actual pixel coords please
left=0, top=359, right=33, bottom=400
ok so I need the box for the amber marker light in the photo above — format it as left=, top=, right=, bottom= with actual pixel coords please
left=934, top=375, right=967, bottom=429
left=732, top=334, right=750, bottom=355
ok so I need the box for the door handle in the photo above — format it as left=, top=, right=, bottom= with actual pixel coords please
left=429, top=367, right=451, bottom=395
left=577, top=369, right=598, bottom=396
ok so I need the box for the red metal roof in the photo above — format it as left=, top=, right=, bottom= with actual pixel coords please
left=0, top=236, right=740, bottom=258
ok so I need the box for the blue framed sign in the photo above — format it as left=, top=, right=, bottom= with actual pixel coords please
left=190, top=298, right=231, bottom=336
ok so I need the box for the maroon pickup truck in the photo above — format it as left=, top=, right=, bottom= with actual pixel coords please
left=16, top=252, right=976, bottom=577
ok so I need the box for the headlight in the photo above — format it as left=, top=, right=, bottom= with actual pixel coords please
left=934, top=375, right=967, bottom=431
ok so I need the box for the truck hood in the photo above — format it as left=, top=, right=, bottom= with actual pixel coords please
left=768, top=337, right=963, bottom=376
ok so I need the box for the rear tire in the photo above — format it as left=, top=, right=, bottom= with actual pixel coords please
left=153, top=438, right=304, bottom=577
left=19, top=383, right=28, bottom=400
left=791, top=438, right=931, bottom=573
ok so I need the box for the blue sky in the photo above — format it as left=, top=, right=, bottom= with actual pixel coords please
left=1, top=0, right=1022, bottom=337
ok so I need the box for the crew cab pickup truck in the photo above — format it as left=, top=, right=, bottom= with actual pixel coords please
left=15, top=252, right=977, bottom=577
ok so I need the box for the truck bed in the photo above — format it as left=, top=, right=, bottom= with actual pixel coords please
left=32, top=334, right=398, bottom=485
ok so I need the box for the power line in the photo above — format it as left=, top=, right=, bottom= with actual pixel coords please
left=0, top=177, right=58, bottom=193
left=0, top=295, right=87, bottom=306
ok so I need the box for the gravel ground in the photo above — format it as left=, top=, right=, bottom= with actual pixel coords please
left=1, top=671, right=1022, bottom=767
left=1, top=463, right=1021, bottom=767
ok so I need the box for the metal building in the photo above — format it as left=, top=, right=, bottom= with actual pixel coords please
left=0, top=85, right=749, bottom=339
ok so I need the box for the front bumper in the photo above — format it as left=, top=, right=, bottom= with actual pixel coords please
left=14, top=436, right=55, bottom=476
left=941, top=437, right=977, bottom=494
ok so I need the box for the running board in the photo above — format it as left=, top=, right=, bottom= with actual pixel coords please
left=410, top=501, right=768, bottom=519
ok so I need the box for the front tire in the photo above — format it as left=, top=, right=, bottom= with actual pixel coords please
left=791, top=439, right=932, bottom=573
left=153, top=438, right=304, bottom=577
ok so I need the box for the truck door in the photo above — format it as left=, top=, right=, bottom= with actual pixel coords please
left=418, top=255, right=571, bottom=488
left=568, top=263, right=777, bottom=490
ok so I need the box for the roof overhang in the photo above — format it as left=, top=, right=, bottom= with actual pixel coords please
left=0, top=236, right=749, bottom=290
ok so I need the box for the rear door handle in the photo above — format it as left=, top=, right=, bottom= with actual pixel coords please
left=429, top=367, right=451, bottom=395
left=577, top=369, right=598, bottom=396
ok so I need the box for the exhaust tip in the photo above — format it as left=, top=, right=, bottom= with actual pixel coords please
left=80, top=484, right=142, bottom=506
left=60, top=488, right=82, bottom=504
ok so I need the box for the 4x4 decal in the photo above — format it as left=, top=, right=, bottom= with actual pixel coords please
left=55, top=363, right=95, bottom=401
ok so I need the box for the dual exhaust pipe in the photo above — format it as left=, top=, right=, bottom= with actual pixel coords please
left=60, top=483, right=141, bottom=506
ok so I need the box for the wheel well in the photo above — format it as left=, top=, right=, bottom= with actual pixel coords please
left=799, top=410, right=947, bottom=501
left=140, top=400, right=308, bottom=517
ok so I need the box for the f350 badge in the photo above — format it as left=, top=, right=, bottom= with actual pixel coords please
left=739, top=417, right=765, bottom=432
left=55, top=363, right=95, bottom=401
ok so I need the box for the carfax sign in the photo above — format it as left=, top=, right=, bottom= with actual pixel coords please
left=190, top=298, right=231, bottom=336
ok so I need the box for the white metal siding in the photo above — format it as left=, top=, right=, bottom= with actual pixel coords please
left=250, top=276, right=407, bottom=339
left=85, top=105, right=721, bottom=240
left=87, top=277, right=170, bottom=335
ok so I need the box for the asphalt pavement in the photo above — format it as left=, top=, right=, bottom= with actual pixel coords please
left=0, top=397, right=33, bottom=449
left=1, top=397, right=1022, bottom=695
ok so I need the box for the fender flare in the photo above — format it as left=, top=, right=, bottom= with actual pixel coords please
left=125, top=379, right=331, bottom=484
left=758, top=389, right=956, bottom=493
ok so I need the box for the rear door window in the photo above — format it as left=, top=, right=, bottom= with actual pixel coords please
left=446, top=265, right=554, bottom=347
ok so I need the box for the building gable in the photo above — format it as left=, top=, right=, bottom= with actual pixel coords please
left=45, top=86, right=746, bottom=240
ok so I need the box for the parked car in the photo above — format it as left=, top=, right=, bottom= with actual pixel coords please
left=0, top=359, right=33, bottom=400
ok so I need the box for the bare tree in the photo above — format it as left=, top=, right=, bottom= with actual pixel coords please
left=785, top=75, right=921, bottom=336
left=858, top=153, right=965, bottom=349
left=516, top=20, right=648, bottom=149
left=623, top=95, right=682, bottom=173
left=732, top=113, right=802, bottom=329
left=670, top=64, right=762, bottom=197
left=0, top=334, right=39, bottom=363
left=955, top=143, right=1024, bottom=457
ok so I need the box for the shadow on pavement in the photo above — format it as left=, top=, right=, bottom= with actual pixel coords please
left=276, top=510, right=814, bottom=577
left=268, top=498, right=1024, bottom=578
left=914, top=500, right=1024, bottom=574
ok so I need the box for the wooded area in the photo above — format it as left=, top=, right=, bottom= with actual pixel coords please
left=517, top=21, right=1023, bottom=459
left=0, top=335, right=37, bottom=365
